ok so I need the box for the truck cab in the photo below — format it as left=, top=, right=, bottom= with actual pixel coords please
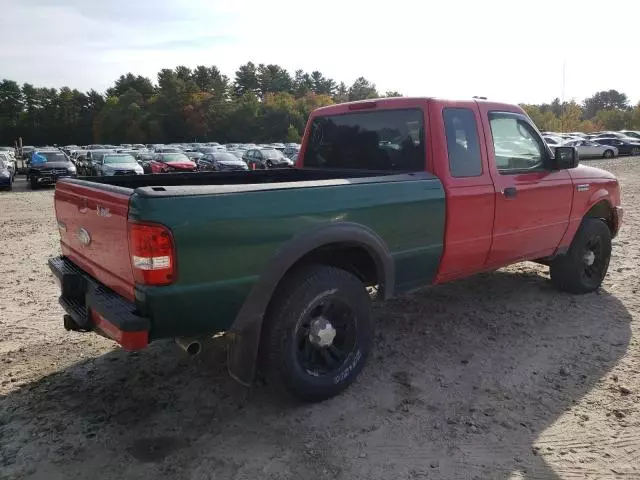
left=299, top=97, right=621, bottom=285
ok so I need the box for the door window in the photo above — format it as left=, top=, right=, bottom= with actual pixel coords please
left=443, top=108, right=482, bottom=177
left=489, top=113, right=545, bottom=174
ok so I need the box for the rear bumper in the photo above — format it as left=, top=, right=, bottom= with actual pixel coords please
left=48, top=256, right=150, bottom=350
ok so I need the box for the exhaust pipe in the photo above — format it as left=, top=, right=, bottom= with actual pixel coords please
left=175, top=337, right=202, bottom=356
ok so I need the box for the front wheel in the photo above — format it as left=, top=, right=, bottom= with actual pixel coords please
left=550, top=218, right=612, bottom=293
left=603, top=149, right=614, bottom=159
left=261, top=265, right=373, bottom=402
left=29, top=176, right=38, bottom=189
left=631, top=147, right=640, bottom=156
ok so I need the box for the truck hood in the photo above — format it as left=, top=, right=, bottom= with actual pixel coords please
left=30, top=161, right=72, bottom=170
left=218, top=159, right=248, bottom=167
left=569, top=163, right=616, bottom=181
left=166, top=161, right=196, bottom=169
left=103, top=162, right=140, bottom=169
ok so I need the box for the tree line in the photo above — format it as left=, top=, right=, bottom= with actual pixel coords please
left=0, top=63, right=399, bottom=146
left=0, top=62, right=638, bottom=146
left=521, top=89, right=640, bottom=133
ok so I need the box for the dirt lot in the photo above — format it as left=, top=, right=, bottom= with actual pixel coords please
left=1, top=159, right=639, bottom=480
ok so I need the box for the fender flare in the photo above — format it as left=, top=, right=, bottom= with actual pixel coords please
left=586, top=188, right=612, bottom=213
left=226, top=222, right=394, bottom=386
left=557, top=189, right=614, bottom=254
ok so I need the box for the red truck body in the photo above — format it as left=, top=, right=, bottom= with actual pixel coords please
left=298, top=97, right=622, bottom=284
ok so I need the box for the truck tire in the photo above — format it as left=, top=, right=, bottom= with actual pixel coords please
left=550, top=218, right=611, bottom=294
left=261, top=264, right=373, bottom=402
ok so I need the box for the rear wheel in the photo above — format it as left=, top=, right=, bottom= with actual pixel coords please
left=631, top=147, right=640, bottom=156
left=603, top=149, right=614, bottom=159
left=29, top=176, right=38, bottom=189
left=261, top=265, right=373, bottom=402
left=550, top=218, right=611, bottom=293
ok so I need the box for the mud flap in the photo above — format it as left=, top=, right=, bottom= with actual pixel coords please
left=226, top=315, right=264, bottom=387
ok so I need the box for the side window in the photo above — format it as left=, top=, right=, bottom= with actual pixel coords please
left=488, top=113, right=545, bottom=174
left=443, top=108, right=482, bottom=177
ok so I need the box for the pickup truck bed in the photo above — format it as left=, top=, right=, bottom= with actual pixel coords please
left=53, top=169, right=445, bottom=345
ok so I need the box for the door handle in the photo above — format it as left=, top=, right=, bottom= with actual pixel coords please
left=502, top=187, right=517, bottom=198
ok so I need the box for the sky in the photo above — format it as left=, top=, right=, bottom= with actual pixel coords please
left=1, top=0, right=639, bottom=105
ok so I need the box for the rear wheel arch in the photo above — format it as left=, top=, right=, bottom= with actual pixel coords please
left=226, top=223, right=394, bottom=386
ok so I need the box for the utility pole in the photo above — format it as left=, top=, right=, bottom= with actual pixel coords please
left=561, top=60, right=566, bottom=133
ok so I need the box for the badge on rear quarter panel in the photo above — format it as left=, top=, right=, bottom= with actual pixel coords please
left=77, top=228, right=91, bottom=247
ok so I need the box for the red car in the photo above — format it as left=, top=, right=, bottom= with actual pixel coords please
left=149, top=152, right=197, bottom=173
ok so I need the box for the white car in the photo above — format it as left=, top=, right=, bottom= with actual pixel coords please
left=564, top=139, right=618, bottom=159
left=619, top=130, right=640, bottom=140
left=0, top=151, right=16, bottom=178
left=543, top=135, right=565, bottom=147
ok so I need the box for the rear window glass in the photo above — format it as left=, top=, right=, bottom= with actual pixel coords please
left=303, top=108, right=424, bottom=171
left=443, top=108, right=482, bottom=177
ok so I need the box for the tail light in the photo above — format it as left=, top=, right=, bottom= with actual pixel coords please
left=128, top=222, right=176, bottom=285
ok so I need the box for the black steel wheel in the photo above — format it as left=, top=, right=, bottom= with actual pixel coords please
left=550, top=217, right=612, bottom=293
left=261, top=264, right=373, bottom=402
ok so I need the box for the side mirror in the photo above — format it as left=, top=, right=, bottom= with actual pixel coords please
left=553, top=146, right=579, bottom=169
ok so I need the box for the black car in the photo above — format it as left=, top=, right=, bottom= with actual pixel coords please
left=84, top=149, right=115, bottom=175
left=242, top=148, right=294, bottom=169
left=135, top=152, right=155, bottom=173
left=197, top=152, right=249, bottom=171
left=26, top=149, right=77, bottom=189
left=593, top=138, right=640, bottom=156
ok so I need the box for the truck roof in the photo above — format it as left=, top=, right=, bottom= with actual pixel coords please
left=312, top=97, right=523, bottom=117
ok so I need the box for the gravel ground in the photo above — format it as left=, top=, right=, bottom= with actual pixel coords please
left=1, top=159, right=639, bottom=480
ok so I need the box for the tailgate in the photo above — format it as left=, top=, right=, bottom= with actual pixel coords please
left=54, top=180, right=135, bottom=301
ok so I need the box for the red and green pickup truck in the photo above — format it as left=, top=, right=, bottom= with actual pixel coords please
left=49, top=97, right=622, bottom=402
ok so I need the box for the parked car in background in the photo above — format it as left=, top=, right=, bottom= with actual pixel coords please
left=243, top=148, right=293, bottom=169
left=0, top=148, right=17, bottom=176
left=593, top=137, right=640, bottom=156
left=134, top=151, right=155, bottom=173
left=84, top=149, right=115, bottom=175
left=593, top=132, right=636, bottom=141
left=0, top=156, right=13, bottom=190
left=563, top=139, right=618, bottom=158
left=619, top=130, right=640, bottom=140
left=183, top=148, right=205, bottom=161
left=197, top=152, right=249, bottom=171
left=94, top=153, right=144, bottom=176
left=26, top=148, right=77, bottom=188
left=283, top=144, right=300, bottom=159
left=20, top=146, right=35, bottom=160
left=542, top=136, right=565, bottom=147
left=155, top=147, right=183, bottom=154
left=227, top=150, right=245, bottom=159
left=150, top=152, right=197, bottom=173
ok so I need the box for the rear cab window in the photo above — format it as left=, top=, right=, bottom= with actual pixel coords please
left=303, top=108, right=425, bottom=171
left=443, top=108, right=482, bottom=177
